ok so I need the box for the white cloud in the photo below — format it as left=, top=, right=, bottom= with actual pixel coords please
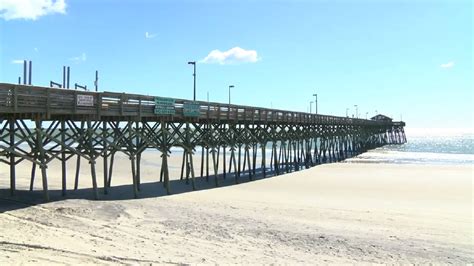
left=200, top=47, right=259, bottom=65
left=0, top=0, right=66, bottom=20
left=11, top=59, right=24, bottom=64
left=34, top=47, right=39, bottom=52
left=70, top=52, right=86, bottom=63
left=145, top=31, right=156, bottom=39
left=440, top=61, right=454, bottom=68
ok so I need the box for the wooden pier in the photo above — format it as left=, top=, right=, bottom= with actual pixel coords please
left=0, top=83, right=406, bottom=201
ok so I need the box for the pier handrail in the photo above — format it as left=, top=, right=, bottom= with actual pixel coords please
left=0, top=83, right=403, bottom=127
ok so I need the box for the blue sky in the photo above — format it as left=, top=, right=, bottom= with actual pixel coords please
left=0, top=0, right=472, bottom=129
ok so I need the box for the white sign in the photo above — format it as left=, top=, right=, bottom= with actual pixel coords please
left=77, top=94, right=94, bottom=107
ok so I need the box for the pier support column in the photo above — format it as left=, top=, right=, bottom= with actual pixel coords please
left=61, top=119, right=67, bottom=196
left=74, top=121, right=85, bottom=190
left=87, top=120, right=99, bottom=200
left=35, top=119, right=49, bottom=201
left=102, top=121, right=108, bottom=194
left=160, top=121, right=171, bottom=194
left=261, top=142, right=267, bottom=177
left=9, top=118, right=15, bottom=196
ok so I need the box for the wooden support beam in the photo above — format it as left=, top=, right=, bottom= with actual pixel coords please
left=102, top=121, right=108, bottom=194
left=87, top=119, right=99, bottom=200
left=222, top=145, right=227, bottom=179
left=74, top=121, right=85, bottom=190
left=61, top=119, right=67, bottom=196
left=161, top=121, right=171, bottom=194
left=9, top=118, right=15, bottom=195
left=35, top=119, right=49, bottom=201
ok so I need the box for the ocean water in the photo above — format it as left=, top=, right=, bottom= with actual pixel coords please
left=347, top=129, right=474, bottom=165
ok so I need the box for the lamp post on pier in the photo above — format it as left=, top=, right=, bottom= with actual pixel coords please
left=187, top=61, right=196, bottom=101
left=346, top=108, right=349, bottom=117
left=309, top=101, right=313, bottom=113
left=313, top=93, right=318, bottom=114
left=354, top=105, right=358, bottom=118
left=228, top=85, right=234, bottom=105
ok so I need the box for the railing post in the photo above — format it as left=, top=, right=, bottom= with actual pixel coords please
left=13, top=86, right=18, bottom=112
left=120, top=93, right=124, bottom=116
left=46, top=88, right=51, bottom=118
left=138, top=97, right=142, bottom=118
left=97, top=93, right=102, bottom=119
left=73, top=90, right=77, bottom=114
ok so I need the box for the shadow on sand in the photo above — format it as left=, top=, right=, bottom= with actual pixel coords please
left=0, top=167, right=291, bottom=212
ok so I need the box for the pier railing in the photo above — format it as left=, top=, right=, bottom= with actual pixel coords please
left=0, top=83, right=403, bottom=127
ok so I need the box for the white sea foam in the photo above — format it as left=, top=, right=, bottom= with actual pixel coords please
left=347, top=149, right=474, bottom=165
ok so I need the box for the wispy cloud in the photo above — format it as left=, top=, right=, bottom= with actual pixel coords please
left=440, top=61, right=454, bottom=69
left=145, top=31, right=156, bottom=39
left=0, top=0, right=66, bottom=21
left=34, top=47, right=39, bottom=52
left=70, top=52, right=86, bottom=63
left=11, top=59, right=24, bottom=64
left=200, top=47, right=259, bottom=65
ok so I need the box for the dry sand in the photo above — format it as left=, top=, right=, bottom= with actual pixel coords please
left=0, top=152, right=472, bottom=264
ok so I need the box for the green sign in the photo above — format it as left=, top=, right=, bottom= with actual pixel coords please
left=183, top=101, right=201, bottom=117
left=154, top=97, right=176, bottom=115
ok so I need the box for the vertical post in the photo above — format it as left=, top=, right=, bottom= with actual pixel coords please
left=88, top=119, right=99, bottom=200
left=9, top=118, right=15, bottom=195
left=128, top=121, right=138, bottom=198
left=28, top=61, right=32, bottom=85
left=18, top=77, right=21, bottom=84
left=102, top=121, right=108, bottom=194
left=222, top=145, right=227, bottom=179
left=95, top=70, right=99, bottom=92
left=23, top=60, right=27, bottom=85
left=231, top=147, right=238, bottom=183
left=61, top=119, right=67, bottom=196
left=252, top=143, right=257, bottom=176
left=185, top=122, right=195, bottom=190
left=161, top=121, right=170, bottom=194
left=63, top=66, right=66, bottom=88
left=30, top=159, right=36, bottom=191
left=108, top=151, right=115, bottom=187
left=36, top=119, right=49, bottom=201
left=211, top=147, right=219, bottom=187
left=180, top=150, right=186, bottom=181
left=237, top=144, right=241, bottom=178
left=200, top=145, right=205, bottom=179
left=246, top=147, right=252, bottom=180
left=193, top=63, right=196, bottom=101
left=67, top=66, right=70, bottom=89
left=273, top=142, right=279, bottom=175
left=206, top=146, right=210, bottom=181
left=188, top=152, right=196, bottom=190
left=136, top=121, right=141, bottom=191
left=261, top=143, right=266, bottom=178
left=74, top=121, right=84, bottom=190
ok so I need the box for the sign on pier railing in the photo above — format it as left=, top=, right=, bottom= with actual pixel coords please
left=183, top=101, right=200, bottom=117
left=154, top=97, right=176, bottom=115
left=77, top=94, right=94, bottom=106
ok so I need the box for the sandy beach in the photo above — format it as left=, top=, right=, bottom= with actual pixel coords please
left=0, top=153, right=472, bottom=264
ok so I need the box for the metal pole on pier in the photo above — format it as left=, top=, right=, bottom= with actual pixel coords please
left=23, top=60, right=27, bottom=85
left=188, top=61, right=196, bottom=101
left=28, top=61, right=32, bottom=85
left=313, top=93, right=318, bottom=114
left=229, top=85, right=234, bottom=105
left=95, top=70, right=99, bottom=92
